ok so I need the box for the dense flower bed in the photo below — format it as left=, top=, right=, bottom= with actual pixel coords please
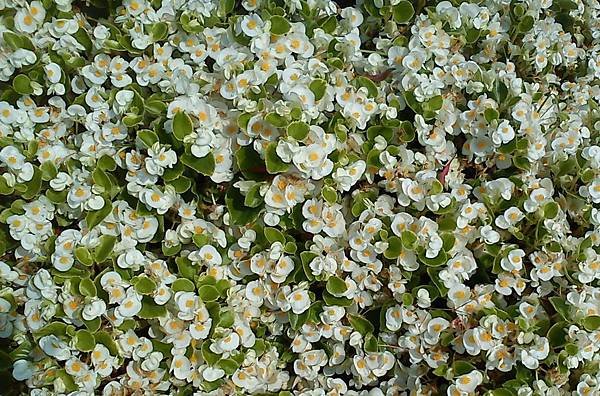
left=0, top=0, right=599, bottom=394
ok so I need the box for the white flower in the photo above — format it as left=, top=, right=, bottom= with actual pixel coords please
left=82, top=298, right=107, bottom=321
left=202, top=366, right=226, bottom=382
left=287, top=289, right=310, bottom=314
left=12, top=359, right=34, bottom=381
left=115, top=289, right=142, bottom=318
left=493, top=120, right=515, bottom=145
left=39, top=335, right=71, bottom=361
left=190, top=245, right=222, bottom=266
left=455, top=370, right=483, bottom=393
left=479, top=225, right=500, bottom=244
left=495, top=207, right=524, bottom=229
left=14, top=2, right=45, bottom=34
left=448, top=284, right=471, bottom=308
left=210, top=330, right=240, bottom=353
left=385, top=305, right=403, bottom=331
left=520, top=336, right=550, bottom=369
left=241, top=14, right=264, bottom=37
left=501, top=249, right=525, bottom=272
left=171, top=355, right=192, bottom=380
left=140, top=187, right=175, bottom=214
left=333, top=160, right=366, bottom=191
left=0, top=146, right=26, bottom=170
left=117, top=249, right=146, bottom=270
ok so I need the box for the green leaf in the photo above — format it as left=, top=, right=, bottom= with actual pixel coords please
left=170, top=176, right=191, bottom=193
left=402, top=292, right=414, bottom=306
left=322, top=186, right=337, bottom=204
left=284, top=241, right=297, bottom=254
left=384, top=236, right=402, bottom=259
left=172, top=278, right=196, bottom=292
left=198, top=285, right=220, bottom=302
left=264, top=112, right=287, bottom=127
left=547, top=321, right=568, bottom=347
left=565, top=343, right=578, bottom=355
left=367, top=149, right=382, bottom=167
left=393, top=1, right=415, bottom=23
left=543, top=202, right=559, bottom=219
left=364, top=333, right=379, bottom=352
left=86, top=199, right=112, bottom=229
left=173, top=111, right=193, bottom=141
left=235, top=146, right=267, bottom=180
left=226, top=188, right=261, bottom=226
left=270, top=15, right=291, bottom=35
left=56, top=369, right=78, bottom=392
left=404, top=91, right=421, bottom=113
left=74, top=329, right=96, bottom=352
left=151, top=22, right=169, bottom=41
left=348, top=313, right=375, bottom=336
left=244, top=183, right=263, bottom=208
left=582, top=315, right=600, bottom=331
left=424, top=95, right=443, bottom=112
left=181, top=153, right=215, bottom=176
left=493, top=80, right=509, bottom=103
left=309, top=79, right=327, bottom=101
left=219, top=0, right=235, bottom=14
left=0, top=176, right=14, bottom=195
left=145, top=100, right=167, bottom=115
left=367, top=126, right=394, bottom=143
left=74, top=247, right=93, bottom=266
left=138, top=297, right=167, bottom=319
left=79, top=278, right=97, bottom=297
left=218, top=309, right=234, bottom=327
left=13, top=74, right=33, bottom=95
left=134, top=277, right=157, bottom=295
left=74, top=28, right=93, bottom=52
left=452, top=360, right=476, bottom=376
left=265, top=142, right=289, bottom=174
left=323, top=291, right=353, bottom=307
left=581, top=168, right=595, bottom=183
left=490, top=389, right=514, bottom=396
left=94, top=235, right=117, bottom=263
left=264, top=227, right=285, bottom=244
left=40, top=161, right=58, bottom=181
left=22, top=167, right=42, bottom=199
left=289, top=310, right=309, bottom=330
left=3, top=31, right=34, bottom=51
left=216, top=279, right=230, bottom=296
left=201, top=342, right=221, bottom=364
left=549, top=296, right=570, bottom=320
left=465, top=28, right=481, bottom=44
left=176, top=257, right=196, bottom=280
left=163, top=161, right=184, bottom=181
left=163, top=243, right=181, bottom=256
left=123, top=114, right=143, bottom=127
left=93, top=168, right=112, bottom=190
left=326, top=276, right=348, bottom=296
left=419, top=249, right=448, bottom=267
left=94, top=331, right=119, bottom=356
left=35, top=322, right=68, bottom=338
left=518, top=15, right=534, bottom=33
left=138, top=129, right=159, bottom=148
left=401, top=230, right=418, bottom=250
left=556, top=0, right=578, bottom=9
left=355, top=76, right=378, bottom=98
left=287, top=121, right=310, bottom=141
left=484, top=108, right=499, bottom=122
left=217, top=358, right=240, bottom=375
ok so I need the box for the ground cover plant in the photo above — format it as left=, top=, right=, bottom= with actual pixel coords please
left=0, top=0, right=599, bottom=394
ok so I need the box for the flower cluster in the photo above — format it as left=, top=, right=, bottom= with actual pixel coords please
left=1, top=0, right=600, bottom=395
